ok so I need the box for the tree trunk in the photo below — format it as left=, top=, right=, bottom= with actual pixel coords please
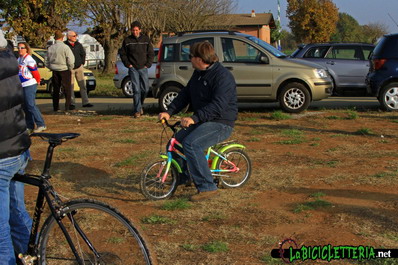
left=102, top=38, right=120, bottom=74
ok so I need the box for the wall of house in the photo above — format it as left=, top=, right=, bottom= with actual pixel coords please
left=232, top=25, right=271, bottom=44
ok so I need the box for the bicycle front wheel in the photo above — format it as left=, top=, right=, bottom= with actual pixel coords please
left=140, top=160, right=179, bottom=200
left=38, top=199, right=156, bottom=265
left=215, top=149, right=251, bottom=188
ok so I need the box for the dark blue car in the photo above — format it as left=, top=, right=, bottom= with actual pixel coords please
left=366, top=33, right=398, bottom=111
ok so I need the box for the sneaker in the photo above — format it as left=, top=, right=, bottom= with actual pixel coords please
left=27, top=128, right=33, bottom=135
left=190, top=190, right=219, bottom=202
left=33, top=126, right=47, bottom=133
left=69, top=105, right=76, bottom=110
left=83, top=103, right=93, bottom=108
left=133, top=112, right=141, bottom=118
left=140, top=109, right=144, bottom=115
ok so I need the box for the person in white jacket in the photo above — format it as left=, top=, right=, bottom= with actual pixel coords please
left=45, top=30, right=75, bottom=112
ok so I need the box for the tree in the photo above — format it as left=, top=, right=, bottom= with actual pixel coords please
left=331, top=13, right=362, bottom=42
left=280, top=29, right=297, bottom=52
left=73, top=0, right=140, bottom=74
left=361, top=23, right=388, bottom=44
left=271, top=20, right=282, bottom=45
left=75, top=0, right=234, bottom=73
left=286, top=0, right=338, bottom=43
left=0, top=0, right=74, bottom=47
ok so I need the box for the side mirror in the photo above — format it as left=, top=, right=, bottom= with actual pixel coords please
left=260, top=56, right=269, bottom=64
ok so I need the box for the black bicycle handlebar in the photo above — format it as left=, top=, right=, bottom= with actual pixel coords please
left=159, top=119, right=181, bottom=133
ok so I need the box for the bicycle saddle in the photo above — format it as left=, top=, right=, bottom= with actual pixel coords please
left=31, top=133, right=80, bottom=145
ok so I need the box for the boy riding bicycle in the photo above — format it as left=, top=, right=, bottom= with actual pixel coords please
left=158, top=41, right=238, bottom=202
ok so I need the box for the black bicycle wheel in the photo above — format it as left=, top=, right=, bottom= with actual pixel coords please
left=140, top=160, right=179, bottom=200
left=215, top=149, right=251, bottom=188
left=38, top=199, right=156, bottom=265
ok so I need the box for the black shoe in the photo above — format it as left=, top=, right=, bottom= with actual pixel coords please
left=83, top=103, right=93, bottom=108
left=69, top=105, right=76, bottom=110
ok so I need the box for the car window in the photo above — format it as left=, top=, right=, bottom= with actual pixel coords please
left=162, top=44, right=178, bottom=62
left=35, top=50, right=47, bottom=59
left=303, top=46, right=330, bottom=58
left=31, top=54, right=45, bottom=68
left=221, top=38, right=262, bottom=63
left=180, top=38, right=214, bottom=62
left=153, top=49, right=159, bottom=63
left=325, top=46, right=363, bottom=60
left=362, top=46, right=374, bottom=60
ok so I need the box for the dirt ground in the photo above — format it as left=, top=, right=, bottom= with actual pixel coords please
left=24, top=106, right=398, bottom=264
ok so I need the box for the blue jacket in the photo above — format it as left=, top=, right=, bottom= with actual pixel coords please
left=167, top=62, right=238, bottom=127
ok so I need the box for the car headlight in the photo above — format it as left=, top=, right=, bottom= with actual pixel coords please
left=314, top=69, right=328, bottom=78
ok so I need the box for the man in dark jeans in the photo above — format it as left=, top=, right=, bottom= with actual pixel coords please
left=158, top=41, right=238, bottom=202
left=45, top=30, right=75, bottom=112
left=0, top=31, right=32, bottom=265
left=120, top=21, right=154, bottom=118
left=64, top=30, right=93, bottom=109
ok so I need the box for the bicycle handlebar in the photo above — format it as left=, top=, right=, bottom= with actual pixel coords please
left=159, top=119, right=181, bottom=133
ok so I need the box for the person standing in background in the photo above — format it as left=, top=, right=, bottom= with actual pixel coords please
left=0, top=31, right=32, bottom=265
left=17, top=41, right=47, bottom=133
left=64, top=31, right=93, bottom=109
left=120, top=21, right=154, bottom=118
left=45, top=30, right=75, bottom=112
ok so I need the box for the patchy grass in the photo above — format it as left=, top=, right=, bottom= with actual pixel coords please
left=141, top=215, right=176, bottom=224
left=356, top=128, right=374, bottom=135
left=270, top=111, right=291, bottom=120
left=201, top=241, right=229, bottom=253
left=161, top=199, right=191, bottom=211
left=294, top=199, right=332, bottom=213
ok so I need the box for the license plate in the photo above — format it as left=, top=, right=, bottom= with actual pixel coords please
left=88, top=81, right=95, bottom=85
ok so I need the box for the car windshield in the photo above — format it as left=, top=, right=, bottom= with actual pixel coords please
left=245, top=35, right=287, bottom=58
left=35, top=50, right=47, bottom=58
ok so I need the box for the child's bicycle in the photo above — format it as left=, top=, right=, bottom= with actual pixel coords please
left=140, top=120, right=251, bottom=200
left=13, top=132, right=156, bottom=265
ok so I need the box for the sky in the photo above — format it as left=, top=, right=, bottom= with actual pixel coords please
left=235, top=0, right=398, bottom=33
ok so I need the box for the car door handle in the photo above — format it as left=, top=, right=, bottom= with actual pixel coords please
left=225, top=66, right=234, bottom=70
left=179, top=66, right=188, bottom=70
left=326, top=61, right=335, bottom=65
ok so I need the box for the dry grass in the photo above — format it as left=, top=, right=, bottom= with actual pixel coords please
left=24, top=109, right=398, bottom=264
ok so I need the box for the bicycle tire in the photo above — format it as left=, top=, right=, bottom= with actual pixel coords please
left=37, top=199, right=156, bottom=265
left=140, top=160, right=179, bottom=200
left=215, top=149, right=251, bottom=188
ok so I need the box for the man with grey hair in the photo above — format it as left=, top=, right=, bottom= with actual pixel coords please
left=45, top=30, right=75, bottom=112
left=64, top=30, right=93, bottom=108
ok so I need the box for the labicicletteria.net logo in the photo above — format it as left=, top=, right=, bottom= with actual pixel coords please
left=270, top=238, right=398, bottom=263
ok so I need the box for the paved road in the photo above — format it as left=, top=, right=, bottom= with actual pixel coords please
left=36, top=96, right=381, bottom=114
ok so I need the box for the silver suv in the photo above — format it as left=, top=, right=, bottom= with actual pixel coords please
left=152, top=31, right=333, bottom=113
left=291, top=43, right=374, bottom=95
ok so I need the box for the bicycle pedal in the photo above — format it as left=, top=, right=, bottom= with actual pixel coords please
left=18, top=254, right=37, bottom=265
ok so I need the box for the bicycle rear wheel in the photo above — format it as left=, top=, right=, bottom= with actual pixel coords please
left=38, top=199, right=156, bottom=265
left=215, top=149, right=251, bottom=188
left=140, top=160, right=178, bottom=200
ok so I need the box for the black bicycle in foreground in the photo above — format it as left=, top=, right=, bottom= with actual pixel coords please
left=14, top=132, right=156, bottom=265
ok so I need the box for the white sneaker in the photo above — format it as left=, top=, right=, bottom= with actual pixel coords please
left=33, top=126, right=47, bottom=133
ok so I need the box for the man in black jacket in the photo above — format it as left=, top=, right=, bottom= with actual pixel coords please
left=158, top=41, right=238, bottom=202
left=65, top=31, right=93, bottom=109
left=120, top=21, right=154, bottom=118
left=0, top=31, right=32, bottom=264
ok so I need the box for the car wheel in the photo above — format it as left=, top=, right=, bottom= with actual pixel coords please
left=121, top=78, right=134, bottom=98
left=379, top=82, right=398, bottom=111
left=158, top=86, right=189, bottom=113
left=279, top=82, right=311, bottom=113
